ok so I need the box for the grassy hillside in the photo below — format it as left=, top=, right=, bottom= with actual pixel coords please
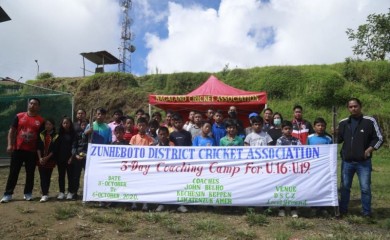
left=29, top=60, right=390, bottom=147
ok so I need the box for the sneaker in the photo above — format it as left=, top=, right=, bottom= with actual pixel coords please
left=66, top=192, right=74, bottom=200
left=57, top=192, right=65, bottom=200
left=131, top=202, right=137, bottom=210
left=291, top=210, right=299, bottom=218
left=177, top=205, right=188, bottom=213
left=40, top=195, right=49, bottom=202
left=142, top=203, right=148, bottom=211
left=0, top=195, right=12, bottom=203
left=156, top=205, right=165, bottom=212
left=278, top=209, right=286, bottom=217
left=24, top=193, right=33, bottom=201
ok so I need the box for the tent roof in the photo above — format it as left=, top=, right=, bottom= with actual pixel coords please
left=187, top=75, right=259, bottom=96
left=149, top=75, right=267, bottom=126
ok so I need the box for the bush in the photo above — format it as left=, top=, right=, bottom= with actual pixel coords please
left=37, top=72, right=54, bottom=80
left=304, top=71, right=346, bottom=108
left=262, top=67, right=303, bottom=99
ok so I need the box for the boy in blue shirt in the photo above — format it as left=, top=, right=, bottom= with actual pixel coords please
left=307, top=117, right=332, bottom=217
left=193, top=122, right=216, bottom=146
left=85, top=107, right=111, bottom=144
left=212, top=110, right=226, bottom=146
left=307, top=117, right=333, bottom=145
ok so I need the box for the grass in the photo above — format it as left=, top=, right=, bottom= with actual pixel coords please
left=246, top=208, right=270, bottom=226
left=286, top=218, right=314, bottom=230
left=54, top=205, right=79, bottom=220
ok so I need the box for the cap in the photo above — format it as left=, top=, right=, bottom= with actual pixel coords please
left=248, top=112, right=258, bottom=118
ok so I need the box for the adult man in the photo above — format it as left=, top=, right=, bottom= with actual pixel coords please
left=1, top=98, right=44, bottom=203
left=205, top=108, right=215, bottom=122
left=74, top=108, right=87, bottom=132
left=291, top=105, right=314, bottom=144
left=338, top=98, right=383, bottom=217
left=227, top=106, right=245, bottom=138
left=262, top=108, right=273, bottom=133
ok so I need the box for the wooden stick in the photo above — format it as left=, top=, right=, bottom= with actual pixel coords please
left=88, top=108, right=94, bottom=143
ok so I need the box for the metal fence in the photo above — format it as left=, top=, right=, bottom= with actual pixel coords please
left=0, top=79, right=73, bottom=158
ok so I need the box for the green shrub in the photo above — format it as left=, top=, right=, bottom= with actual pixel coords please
left=37, top=72, right=54, bottom=80
left=304, top=71, right=346, bottom=108
left=262, top=67, right=303, bottom=99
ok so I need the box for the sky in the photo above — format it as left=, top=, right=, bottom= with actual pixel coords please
left=0, top=0, right=388, bottom=81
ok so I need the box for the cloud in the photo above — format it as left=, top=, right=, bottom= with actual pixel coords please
left=145, top=0, right=389, bottom=74
left=0, top=0, right=121, bottom=80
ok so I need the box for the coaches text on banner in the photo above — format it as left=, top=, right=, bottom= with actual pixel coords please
left=83, top=144, right=338, bottom=207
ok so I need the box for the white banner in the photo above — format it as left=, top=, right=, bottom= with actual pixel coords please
left=83, top=144, right=338, bottom=207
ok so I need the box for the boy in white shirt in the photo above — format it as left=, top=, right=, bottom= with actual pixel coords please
left=244, top=116, right=272, bottom=146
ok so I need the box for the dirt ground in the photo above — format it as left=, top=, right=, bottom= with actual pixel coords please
left=1, top=166, right=389, bottom=240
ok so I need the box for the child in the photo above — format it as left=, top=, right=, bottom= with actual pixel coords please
left=57, top=116, right=75, bottom=200
left=129, top=117, right=154, bottom=211
left=130, top=117, right=154, bottom=146
left=220, top=119, right=244, bottom=146
left=193, top=122, right=216, bottom=146
left=189, top=111, right=203, bottom=140
left=112, top=125, right=128, bottom=145
left=276, top=120, right=302, bottom=218
left=244, top=116, right=272, bottom=146
left=212, top=110, right=226, bottom=146
left=108, top=109, right=123, bottom=142
left=307, top=117, right=332, bottom=217
left=123, top=116, right=138, bottom=142
left=151, top=111, right=162, bottom=124
left=245, top=112, right=259, bottom=136
left=163, top=110, right=175, bottom=133
left=169, top=113, right=192, bottom=213
left=169, top=113, right=192, bottom=147
left=307, top=117, right=333, bottom=145
left=69, top=119, right=88, bottom=200
left=147, top=119, right=159, bottom=145
left=85, top=107, right=111, bottom=144
left=155, top=126, right=174, bottom=147
left=155, top=126, right=175, bottom=212
left=37, top=118, right=59, bottom=202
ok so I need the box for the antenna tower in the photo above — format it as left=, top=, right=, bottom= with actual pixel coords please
left=119, top=0, right=135, bottom=73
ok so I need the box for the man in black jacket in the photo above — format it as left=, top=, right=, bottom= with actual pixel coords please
left=338, top=98, right=383, bottom=217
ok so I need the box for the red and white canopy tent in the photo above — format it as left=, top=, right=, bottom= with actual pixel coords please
left=149, top=75, right=267, bottom=127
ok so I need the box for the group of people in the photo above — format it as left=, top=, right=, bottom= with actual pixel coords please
left=1, top=98, right=383, bottom=218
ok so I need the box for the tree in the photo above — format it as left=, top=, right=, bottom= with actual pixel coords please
left=346, top=9, right=390, bottom=60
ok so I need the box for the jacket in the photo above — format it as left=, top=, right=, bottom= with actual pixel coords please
left=338, top=115, right=383, bottom=162
left=37, top=129, right=59, bottom=168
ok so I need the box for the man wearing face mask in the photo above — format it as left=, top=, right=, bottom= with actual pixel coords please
left=226, top=106, right=245, bottom=139
left=268, top=112, right=283, bottom=145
